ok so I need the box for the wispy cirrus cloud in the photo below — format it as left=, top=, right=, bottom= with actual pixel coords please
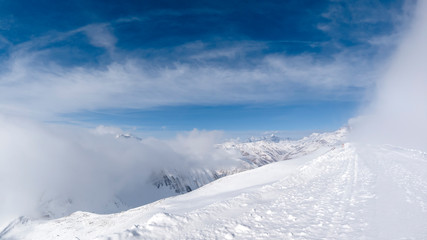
left=77, top=23, right=117, bottom=51
left=0, top=0, right=414, bottom=121
left=0, top=41, right=377, bottom=119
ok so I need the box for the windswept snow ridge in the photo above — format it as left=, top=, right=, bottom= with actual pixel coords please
left=221, top=128, right=347, bottom=167
left=3, top=132, right=426, bottom=239
left=120, top=128, right=348, bottom=211
left=150, top=128, right=348, bottom=196
left=0, top=128, right=346, bottom=230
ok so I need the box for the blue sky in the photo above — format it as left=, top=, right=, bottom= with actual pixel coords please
left=0, top=0, right=414, bottom=137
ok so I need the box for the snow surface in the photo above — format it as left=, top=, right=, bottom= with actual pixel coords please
left=2, top=139, right=427, bottom=239
left=0, top=128, right=345, bottom=231
left=147, top=128, right=347, bottom=199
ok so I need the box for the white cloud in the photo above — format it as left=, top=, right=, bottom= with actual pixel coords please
left=319, top=0, right=415, bottom=48
left=0, top=42, right=378, bottom=119
left=0, top=116, right=239, bottom=227
left=0, top=2, right=410, bottom=121
left=78, top=23, right=117, bottom=51
left=351, top=0, right=427, bottom=151
left=93, top=125, right=125, bottom=135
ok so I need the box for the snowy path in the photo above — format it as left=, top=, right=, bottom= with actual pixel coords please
left=160, top=144, right=376, bottom=239
left=2, top=143, right=427, bottom=239
left=358, top=145, right=427, bottom=239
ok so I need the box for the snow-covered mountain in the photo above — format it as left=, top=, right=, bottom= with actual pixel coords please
left=221, top=128, right=347, bottom=167
left=3, top=138, right=427, bottom=239
left=142, top=128, right=348, bottom=197
left=0, top=128, right=348, bottom=231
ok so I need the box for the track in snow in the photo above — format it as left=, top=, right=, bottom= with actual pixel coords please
left=151, top=144, right=376, bottom=239
left=2, top=143, right=427, bottom=239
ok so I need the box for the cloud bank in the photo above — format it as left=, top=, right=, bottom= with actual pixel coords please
left=0, top=116, right=240, bottom=228
left=351, top=0, right=427, bottom=151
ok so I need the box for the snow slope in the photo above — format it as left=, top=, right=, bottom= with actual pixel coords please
left=0, top=128, right=345, bottom=231
left=112, top=128, right=347, bottom=206
left=149, top=128, right=348, bottom=197
left=2, top=141, right=427, bottom=239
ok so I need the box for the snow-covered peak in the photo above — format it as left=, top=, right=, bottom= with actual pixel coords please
left=221, top=127, right=347, bottom=167
left=247, top=133, right=282, bottom=143
left=115, top=133, right=142, bottom=141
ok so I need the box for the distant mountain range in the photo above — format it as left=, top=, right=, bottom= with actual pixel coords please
left=33, top=128, right=348, bottom=222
